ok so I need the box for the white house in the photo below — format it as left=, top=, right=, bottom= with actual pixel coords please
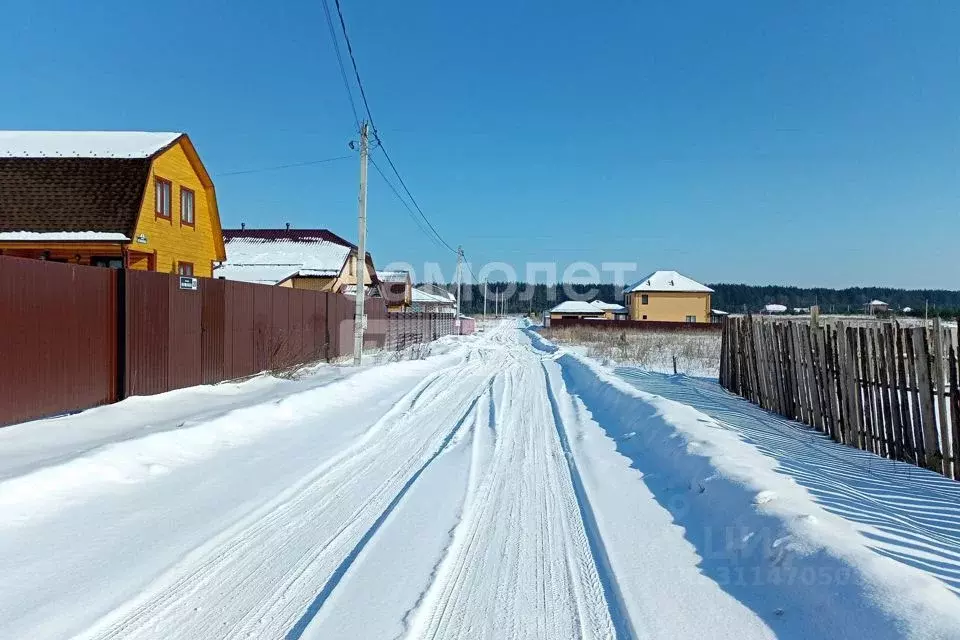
left=548, top=301, right=606, bottom=320
left=865, top=300, right=889, bottom=315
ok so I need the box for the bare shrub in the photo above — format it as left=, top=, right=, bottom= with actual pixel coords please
left=541, top=325, right=720, bottom=377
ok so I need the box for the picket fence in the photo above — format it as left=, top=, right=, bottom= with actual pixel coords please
left=720, top=315, right=960, bottom=481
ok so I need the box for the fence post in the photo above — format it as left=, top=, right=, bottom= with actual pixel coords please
left=859, top=327, right=878, bottom=455
left=912, top=327, right=939, bottom=470
left=932, top=317, right=950, bottom=476
left=884, top=323, right=904, bottom=461
left=949, top=333, right=960, bottom=480
left=816, top=325, right=836, bottom=439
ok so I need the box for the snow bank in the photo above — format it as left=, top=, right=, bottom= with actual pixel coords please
left=0, top=357, right=456, bottom=528
left=555, top=351, right=960, bottom=639
left=0, top=352, right=465, bottom=639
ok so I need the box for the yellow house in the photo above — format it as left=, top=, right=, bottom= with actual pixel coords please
left=0, top=131, right=225, bottom=276
left=624, top=270, right=713, bottom=323
left=216, top=227, right=380, bottom=293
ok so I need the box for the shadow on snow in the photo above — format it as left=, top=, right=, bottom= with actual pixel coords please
left=615, top=367, right=960, bottom=596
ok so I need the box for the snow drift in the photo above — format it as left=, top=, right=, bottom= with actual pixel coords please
left=554, top=351, right=960, bottom=640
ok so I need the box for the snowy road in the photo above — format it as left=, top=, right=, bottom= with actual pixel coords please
left=1, top=322, right=958, bottom=639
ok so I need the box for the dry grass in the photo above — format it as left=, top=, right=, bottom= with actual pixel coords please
left=541, top=325, right=721, bottom=377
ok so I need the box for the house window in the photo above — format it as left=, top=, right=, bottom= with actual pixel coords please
left=641, top=294, right=649, bottom=305
left=685, top=315, right=696, bottom=323
left=177, top=262, right=194, bottom=277
left=642, top=315, right=648, bottom=320
left=91, top=256, right=124, bottom=269
left=155, top=177, right=172, bottom=218
left=180, top=187, right=195, bottom=226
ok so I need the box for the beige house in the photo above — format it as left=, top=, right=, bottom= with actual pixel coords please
left=377, top=270, right=413, bottom=311
left=590, top=300, right=628, bottom=320
left=216, top=227, right=379, bottom=291
left=624, top=270, right=713, bottom=323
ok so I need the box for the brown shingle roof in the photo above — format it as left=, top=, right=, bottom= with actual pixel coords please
left=0, top=157, right=151, bottom=235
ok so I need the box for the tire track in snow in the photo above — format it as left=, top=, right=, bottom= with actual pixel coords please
left=393, top=381, right=498, bottom=640
left=542, top=362, right=638, bottom=640
left=73, top=323, right=635, bottom=639
left=77, top=356, right=495, bottom=640
left=404, top=333, right=618, bottom=640
left=283, top=389, right=488, bottom=639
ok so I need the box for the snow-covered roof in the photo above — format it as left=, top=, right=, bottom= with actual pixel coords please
left=411, top=287, right=456, bottom=305
left=903, top=307, right=913, bottom=313
left=213, top=264, right=300, bottom=286
left=550, top=301, right=605, bottom=314
left=868, top=300, right=887, bottom=306
left=626, top=270, right=713, bottom=293
left=219, top=232, right=353, bottom=283
left=0, top=231, right=129, bottom=241
left=764, top=304, right=787, bottom=313
left=711, top=309, right=729, bottom=316
left=416, top=283, right=456, bottom=302
left=341, top=284, right=380, bottom=297
left=0, top=131, right=182, bottom=158
left=377, top=270, right=410, bottom=283
left=590, top=300, right=627, bottom=313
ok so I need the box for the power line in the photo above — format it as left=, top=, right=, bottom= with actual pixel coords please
left=332, top=0, right=376, bottom=128
left=369, top=157, right=451, bottom=253
left=215, top=155, right=352, bottom=177
left=373, top=142, right=457, bottom=254
left=329, top=0, right=458, bottom=255
left=464, top=254, right=481, bottom=285
left=321, top=0, right=360, bottom=128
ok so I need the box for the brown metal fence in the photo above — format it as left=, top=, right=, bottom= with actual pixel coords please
left=549, top=317, right=723, bottom=333
left=0, top=255, right=456, bottom=426
left=0, top=256, right=118, bottom=426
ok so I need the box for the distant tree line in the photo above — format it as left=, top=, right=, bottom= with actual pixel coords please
left=708, top=284, right=960, bottom=318
left=421, top=281, right=960, bottom=319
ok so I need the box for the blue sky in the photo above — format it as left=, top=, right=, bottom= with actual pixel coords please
left=1, top=1, right=957, bottom=288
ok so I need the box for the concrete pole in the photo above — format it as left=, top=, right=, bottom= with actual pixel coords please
left=454, top=247, right=463, bottom=332
left=352, top=122, right=369, bottom=365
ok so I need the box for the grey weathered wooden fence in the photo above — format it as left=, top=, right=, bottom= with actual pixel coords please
left=719, top=315, right=960, bottom=481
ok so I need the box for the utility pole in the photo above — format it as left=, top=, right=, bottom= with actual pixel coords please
left=483, top=279, right=487, bottom=319
left=352, top=122, right=369, bottom=365
left=454, top=246, right=463, bottom=332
